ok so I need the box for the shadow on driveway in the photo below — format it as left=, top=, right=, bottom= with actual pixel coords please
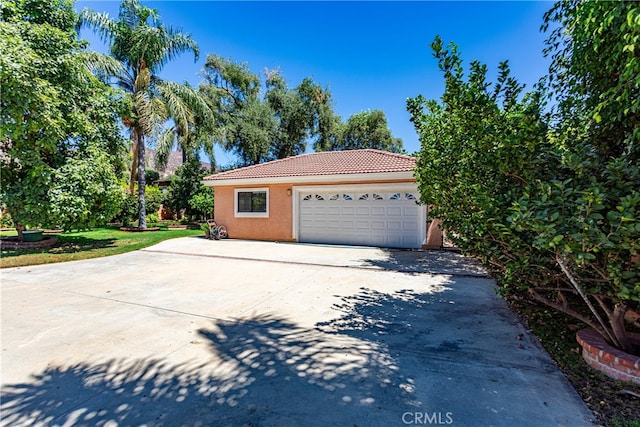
left=0, top=284, right=592, bottom=426
left=357, top=248, right=489, bottom=277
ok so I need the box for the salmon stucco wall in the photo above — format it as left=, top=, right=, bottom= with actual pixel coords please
left=213, top=184, right=294, bottom=242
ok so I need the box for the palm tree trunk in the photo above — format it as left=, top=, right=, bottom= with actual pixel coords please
left=129, top=138, right=138, bottom=195
left=136, top=130, right=147, bottom=229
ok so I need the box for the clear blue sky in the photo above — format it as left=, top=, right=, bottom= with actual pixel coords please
left=76, top=1, right=552, bottom=166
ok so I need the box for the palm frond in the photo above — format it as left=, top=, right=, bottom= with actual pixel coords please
left=154, top=128, right=175, bottom=170
left=127, top=25, right=198, bottom=74
left=155, top=79, right=196, bottom=136
left=118, top=0, right=160, bottom=28
left=148, top=97, right=169, bottom=139
left=78, top=8, right=115, bottom=43
left=162, top=27, right=200, bottom=64
left=78, top=51, right=125, bottom=81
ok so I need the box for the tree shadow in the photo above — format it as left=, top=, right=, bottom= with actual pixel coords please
left=1, top=285, right=580, bottom=426
left=0, top=235, right=117, bottom=258
left=357, top=249, right=488, bottom=276
left=1, top=310, right=424, bottom=426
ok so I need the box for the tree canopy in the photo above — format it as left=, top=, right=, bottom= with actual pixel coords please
left=408, top=1, right=640, bottom=354
left=0, top=0, right=126, bottom=237
left=201, top=56, right=339, bottom=166
left=316, top=109, right=404, bottom=153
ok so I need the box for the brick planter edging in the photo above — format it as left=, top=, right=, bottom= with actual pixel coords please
left=0, top=235, right=59, bottom=249
left=576, top=328, right=640, bottom=384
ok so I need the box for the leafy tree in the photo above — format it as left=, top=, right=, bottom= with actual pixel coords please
left=145, top=169, right=160, bottom=183
left=48, top=146, right=122, bottom=231
left=201, top=56, right=338, bottom=166
left=113, top=183, right=163, bottom=226
left=0, top=0, right=126, bottom=240
left=509, top=0, right=640, bottom=353
left=316, top=109, right=404, bottom=153
left=201, top=55, right=276, bottom=166
left=407, top=36, right=552, bottom=300
left=542, top=0, right=639, bottom=161
left=80, top=0, right=201, bottom=229
left=188, top=187, right=214, bottom=221
left=265, top=73, right=337, bottom=160
left=164, top=157, right=209, bottom=219
left=409, top=0, right=640, bottom=356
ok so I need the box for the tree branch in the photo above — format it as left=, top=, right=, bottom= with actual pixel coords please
left=556, top=255, right=619, bottom=347
left=529, top=289, right=605, bottom=335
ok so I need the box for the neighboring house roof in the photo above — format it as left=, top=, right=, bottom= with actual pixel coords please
left=146, top=149, right=212, bottom=178
left=203, top=149, right=417, bottom=186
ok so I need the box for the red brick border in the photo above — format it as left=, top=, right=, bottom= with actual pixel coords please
left=0, top=235, right=59, bottom=249
left=576, top=329, right=640, bottom=384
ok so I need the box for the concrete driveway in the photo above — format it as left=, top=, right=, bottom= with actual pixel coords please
left=1, top=237, right=593, bottom=426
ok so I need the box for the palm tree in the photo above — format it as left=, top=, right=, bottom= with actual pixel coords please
left=154, top=82, right=216, bottom=172
left=79, top=0, right=201, bottom=228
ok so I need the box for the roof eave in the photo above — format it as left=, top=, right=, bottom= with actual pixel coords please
left=203, top=171, right=416, bottom=187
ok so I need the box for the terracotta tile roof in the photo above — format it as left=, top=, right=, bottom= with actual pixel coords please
left=147, top=149, right=212, bottom=177
left=204, top=149, right=416, bottom=181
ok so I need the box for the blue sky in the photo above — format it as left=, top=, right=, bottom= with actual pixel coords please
left=76, top=1, right=553, bottom=166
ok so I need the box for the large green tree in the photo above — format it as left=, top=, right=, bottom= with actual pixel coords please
left=407, top=36, right=552, bottom=300
left=265, top=72, right=337, bottom=160
left=201, top=56, right=338, bottom=166
left=80, top=0, right=202, bottom=228
left=0, top=0, right=126, bottom=239
left=200, top=54, right=276, bottom=166
left=509, top=0, right=640, bottom=352
left=316, top=109, right=404, bottom=153
left=409, top=0, right=640, bottom=354
left=163, top=157, right=210, bottom=220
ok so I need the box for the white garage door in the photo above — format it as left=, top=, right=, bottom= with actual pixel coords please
left=298, top=190, right=424, bottom=249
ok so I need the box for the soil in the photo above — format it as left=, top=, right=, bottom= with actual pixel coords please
left=506, top=294, right=640, bottom=426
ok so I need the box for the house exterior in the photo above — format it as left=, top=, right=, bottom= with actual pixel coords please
left=203, top=149, right=442, bottom=249
left=146, top=149, right=212, bottom=179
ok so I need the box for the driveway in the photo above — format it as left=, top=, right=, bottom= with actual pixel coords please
left=1, top=237, right=593, bottom=426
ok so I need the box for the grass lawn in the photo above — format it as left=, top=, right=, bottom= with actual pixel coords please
left=0, top=226, right=203, bottom=268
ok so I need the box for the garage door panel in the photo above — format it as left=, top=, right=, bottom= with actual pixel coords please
left=371, top=207, right=385, bottom=216
left=371, top=221, right=386, bottom=230
left=387, top=207, right=402, bottom=216
left=403, top=206, right=420, bottom=216
left=402, top=221, right=418, bottom=232
left=299, top=190, right=423, bottom=249
left=356, top=221, right=370, bottom=229
left=387, top=221, right=402, bottom=231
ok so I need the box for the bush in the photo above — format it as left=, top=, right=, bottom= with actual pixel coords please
left=188, top=187, right=214, bottom=220
left=408, top=0, right=640, bottom=356
left=0, top=212, right=14, bottom=228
